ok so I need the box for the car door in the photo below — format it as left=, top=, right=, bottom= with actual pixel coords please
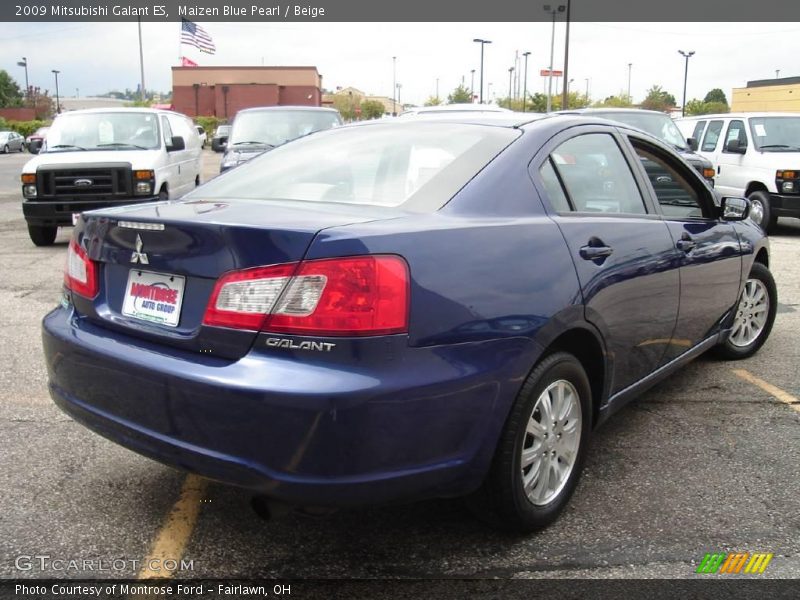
left=714, top=119, right=750, bottom=196
left=532, top=126, right=680, bottom=395
left=626, top=133, right=742, bottom=363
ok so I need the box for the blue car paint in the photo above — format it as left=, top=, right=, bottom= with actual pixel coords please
left=42, top=115, right=769, bottom=507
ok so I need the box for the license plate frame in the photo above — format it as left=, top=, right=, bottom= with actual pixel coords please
left=121, top=269, right=186, bottom=328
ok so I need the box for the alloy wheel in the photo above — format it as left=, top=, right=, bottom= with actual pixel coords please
left=730, top=278, right=769, bottom=347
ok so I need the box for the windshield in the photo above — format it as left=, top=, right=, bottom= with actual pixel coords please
left=216, top=126, right=231, bottom=136
left=596, top=112, right=688, bottom=150
left=190, top=123, right=519, bottom=210
left=748, top=117, right=800, bottom=151
left=228, top=110, right=341, bottom=147
left=44, top=112, right=160, bottom=152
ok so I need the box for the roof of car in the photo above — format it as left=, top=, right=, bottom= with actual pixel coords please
left=400, top=104, right=511, bottom=116
left=676, top=112, right=800, bottom=119
left=236, top=106, right=340, bottom=114
left=558, top=107, right=669, bottom=117
left=52, top=107, right=184, bottom=117
left=349, top=112, right=547, bottom=129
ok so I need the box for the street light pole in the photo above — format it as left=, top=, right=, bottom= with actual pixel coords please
left=585, top=78, right=590, bottom=102
left=396, top=83, right=402, bottom=110
left=470, top=69, right=475, bottom=102
left=543, top=4, right=565, bottom=112
left=392, top=56, right=397, bottom=116
left=627, top=63, right=632, bottom=101
left=522, top=51, right=531, bottom=112
left=436, top=77, right=439, bottom=101
left=678, top=50, right=695, bottom=117
left=508, top=67, right=514, bottom=105
left=473, top=38, right=492, bottom=104
left=17, top=57, right=29, bottom=98
left=561, top=0, right=571, bottom=110
left=51, top=70, right=61, bottom=113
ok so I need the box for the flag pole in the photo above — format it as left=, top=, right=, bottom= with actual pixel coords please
left=137, top=16, right=146, bottom=102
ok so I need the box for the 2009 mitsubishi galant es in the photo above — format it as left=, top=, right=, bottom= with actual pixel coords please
left=43, top=114, right=777, bottom=532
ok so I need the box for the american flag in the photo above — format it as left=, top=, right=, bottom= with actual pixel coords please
left=180, top=18, right=215, bottom=55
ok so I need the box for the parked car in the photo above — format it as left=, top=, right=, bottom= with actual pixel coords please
left=220, top=106, right=342, bottom=172
left=21, top=107, right=202, bottom=246
left=559, top=108, right=716, bottom=186
left=195, top=125, right=207, bottom=148
left=25, top=126, right=49, bottom=154
left=211, top=124, right=230, bottom=152
left=0, top=130, right=25, bottom=153
left=676, top=112, right=800, bottom=232
left=399, top=103, right=511, bottom=117
left=43, top=114, right=775, bottom=532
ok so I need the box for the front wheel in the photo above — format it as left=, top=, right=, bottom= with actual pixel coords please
left=2, top=145, right=8, bottom=154
left=747, top=190, right=777, bottom=233
left=28, top=225, right=58, bottom=247
left=715, top=262, right=777, bottom=359
left=467, top=352, right=591, bottom=532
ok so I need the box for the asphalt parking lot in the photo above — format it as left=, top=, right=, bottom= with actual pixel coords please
left=0, top=148, right=798, bottom=585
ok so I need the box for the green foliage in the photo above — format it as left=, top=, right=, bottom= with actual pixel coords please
left=447, top=85, right=472, bottom=104
left=0, top=70, right=23, bottom=108
left=7, top=120, right=48, bottom=137
left=703, top=88, right=728, bottom=105
left=360, top=100, right=385, bottom=120
left=684, top=99, right=730, bottom=116
left=332, top=93, right=359, bottom=121
left=195, top=116, right=224, bottom=133
left=423, top=96, right=442, bottom=107
left=594, top=93, right=633, bottom=108
left=640, top=85, right=677, bottom=112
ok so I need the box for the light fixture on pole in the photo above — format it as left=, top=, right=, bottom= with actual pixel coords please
left=473, top=38, right=492, bottom=104
left=543, top=4, right=566, bottom=112
left=522, top=51, right=531, bottom=112
left=51, top=69, right=61, bottom=114
left=561, top=0, right=572, bottom=110
left=678, top=50, right=695, bottom=117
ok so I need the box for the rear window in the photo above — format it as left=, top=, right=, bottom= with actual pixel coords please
left=193, top=123, right=520, bottom=210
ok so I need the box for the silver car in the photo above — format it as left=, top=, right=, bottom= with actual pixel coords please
left=0, top=131, right=25, bottom=153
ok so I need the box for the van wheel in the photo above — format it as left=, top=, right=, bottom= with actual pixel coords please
left=466, top=352, right=591, bottom=532
left=28, top=225, right=58, bottom=247
left=158, top=188, right=168, bottom=201
left=715, top=262, right=777, bottom=359
left=195, top=175, right=200, bottom=187
left=747, top=190, right=777, bottom=233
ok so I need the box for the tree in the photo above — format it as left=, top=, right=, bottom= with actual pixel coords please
left=594, top=92, right=633, bottom=108
left=0, top=70, right=23, bottom=108
left=447, top=84, right=472, bottom=104
left=703, top=88, right=728, bottom=105
left=332, top=93, right=360, bottom=121
left=640, top=85, right=676, bottom=112
left=550, top=91, right=591, bottom=110
left=423, top=96, right=442, bottom=107
left=684, top=99, right=730, bottom=116
left=360, top=99, right=385, bottom=120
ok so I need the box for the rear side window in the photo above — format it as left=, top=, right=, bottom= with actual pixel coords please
left=548, top=133, right=647, bottom=215
left=702, top=120, right=723, bottom=152
left=538, top=159, right=572, bottom=212
left=691, top=120, right=706, bottom=142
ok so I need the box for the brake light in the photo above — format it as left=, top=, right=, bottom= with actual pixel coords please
left=203, top=255, right=409, bottom=336
left=64, top=239, right=98, bottom=298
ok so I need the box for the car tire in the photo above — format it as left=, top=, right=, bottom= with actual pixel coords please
left=158, top=188, right=169, bottom=202
left=466, top=351, right=592, bottom=532
left=28, top=225, right=58, bottom=247
left=715, top=262, right=777, bottom=360
left=747, top=190, right=777, bottom=233
left=2, top=145, right=8, bottom=154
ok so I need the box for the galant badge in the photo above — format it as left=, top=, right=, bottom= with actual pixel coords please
left=74, top=178, right=93, bottom=187
left=130, top=234, right=149, bottom=264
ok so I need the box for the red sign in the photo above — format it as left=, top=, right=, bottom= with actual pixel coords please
left=540, top=69, right=563, bottom=77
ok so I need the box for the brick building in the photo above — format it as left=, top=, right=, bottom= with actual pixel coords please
left=172, top=66, right=323, bottom=119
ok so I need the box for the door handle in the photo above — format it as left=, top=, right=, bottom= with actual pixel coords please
left=676, top=234, right=696, bottom=253
left=579, top=245, right=614, bottom=261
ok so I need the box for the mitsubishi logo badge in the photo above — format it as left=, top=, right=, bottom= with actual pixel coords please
left=130, top=234, right=149, bottom=264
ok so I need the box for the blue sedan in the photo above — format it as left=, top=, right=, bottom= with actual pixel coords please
left=42, top=114, right=776, bottom=531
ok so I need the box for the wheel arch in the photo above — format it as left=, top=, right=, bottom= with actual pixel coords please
left=745, top=181, right=769, bottom=197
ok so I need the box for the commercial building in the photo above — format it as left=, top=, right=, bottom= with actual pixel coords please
left=731, top=76, right=800, bottom=112
left=172, top=66, right=323, bottom=119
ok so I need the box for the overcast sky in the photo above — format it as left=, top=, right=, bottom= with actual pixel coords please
left=2, top=21, right=800, bottom=107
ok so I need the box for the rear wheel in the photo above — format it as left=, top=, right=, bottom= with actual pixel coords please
left=2, top=145, right=8, bottom=154
left=715, top=262, right=777, bottom=359
left=747, top=190, right=777, bottom=233
left=467, top=352, right=591, bottom=532
left=28, top=225, right=58, bottom=247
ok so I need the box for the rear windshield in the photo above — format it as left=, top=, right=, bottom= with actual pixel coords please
left=192, top=123, right=520, bottom=210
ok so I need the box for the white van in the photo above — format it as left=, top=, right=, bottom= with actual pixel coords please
left=675, top=112, right=800, bottom=232
left=21, top=107, right=202, bottom=246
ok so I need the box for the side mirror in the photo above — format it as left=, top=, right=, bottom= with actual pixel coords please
left=687, top=137, right=698, bottom=151
left=167, top=136, right=185, bottom=151
left=720, top=196, right=750, bottom=221
left=725, top=139, right=746, bottom=154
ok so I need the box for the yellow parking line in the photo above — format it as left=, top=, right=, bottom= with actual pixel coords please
left=138, top=474, right=208, bottom=579
left=732, top=368, right=800, bottom=413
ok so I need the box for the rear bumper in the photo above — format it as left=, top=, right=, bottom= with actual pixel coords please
left=769, top=193, right=800, bottom=218
left=43, top=306, right=522, bottom=506
left=23, top=196, right=159, bottom=226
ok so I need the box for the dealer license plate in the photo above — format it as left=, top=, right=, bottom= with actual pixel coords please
left=121, top=269, right=185, bottom=328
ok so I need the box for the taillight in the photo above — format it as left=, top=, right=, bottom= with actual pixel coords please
left=64, top=239, right=98, bottom=298
left=203, top=255, right=409, bottom=336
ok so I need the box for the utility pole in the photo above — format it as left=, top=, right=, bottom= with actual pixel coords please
left=51, top=70, right=61, bottom=113
left=17, top=58, right=29, bottom=98
left=627, top=63, right=632, bottom=101
left=392, top=56, right=397, bottom=115
left=508, top=67, right=514, bottom=103
left=544, top=5, right=565, bottom=112
left=470, top=69, right=475, bottom=102
left=561, top=0, right=572, bottom=110
left=137, top=17, right=146, bottom=102
left=473, top=38, right=492, bottom=103
left=522, top=51, right=531, bottom=112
